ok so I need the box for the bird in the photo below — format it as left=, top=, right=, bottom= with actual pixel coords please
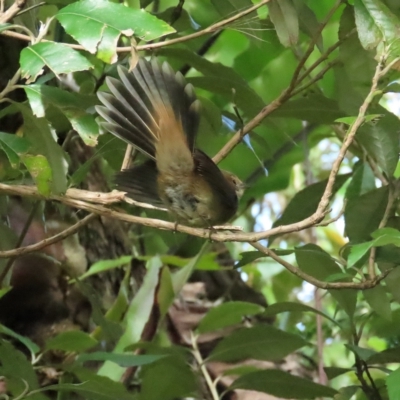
left=96, top=58, right=244, bottom=227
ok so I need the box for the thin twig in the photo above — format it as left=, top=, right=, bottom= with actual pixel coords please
left=251, top=242, right=392, bottom=290
left=212, top=0, right=345, bottom=164
left=0, top=0, right=27, bottom=24
left=191, top=332, right=219, bottom=400
left=0, top=200, right=40, bottom=286
left=0, top=213, right=96, bottom=259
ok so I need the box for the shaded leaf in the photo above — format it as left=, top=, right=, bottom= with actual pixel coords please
left=263, top=301, right=340, bottom=327
left=24, top=84, right=99, bottom=146
left=78, top=352, right=165, bottom=367
left=387, top=367, right=400, bottom=400
left=273, top=174, right=350, bottom=232
left=231, top=369, right=337, bottom=398
left=268, top=0, right=299, bottom=47
left=345, top=186, right=389, bottom=242
left=363, top=284, right=392, bottom=320
left=208, top=325, right=307, bottom=362
left=78, top=255, right=133, bottom=281
left=46, top=331, right=98, bottom=352
left=0, top=132, right=30, bottom=168
left=17, top=103, right=67, bottom=194
left=197, top=301, right=265, bottom=333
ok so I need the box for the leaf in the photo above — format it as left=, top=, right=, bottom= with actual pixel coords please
left=367, top=346, right=400, bottom=364
left=208, top=325, right=307, bottom=362
left=348, top=228, right=400, bottom=266
left=20, top=42, right=93, bottom=83
left=262, top=301, right=341, bottom=327
left=77, top=255, right=133, bottom=281
left=197, top=302, right=265, bottom=333
left=357, top=112, right=400, bottom=177
left=345, top=186, right=389, bottom=242
left=324, top=367, right=352, bottom=380
left=57, top=0, right=175, bottom=63
left=16, top=104, right=68, bottom=194
left=363, top=285, right=392, bottom=320
left=354, top=0, right=383, bottom=50
left=346, top=344, right=376, bottom=361
left=78, top=352, right=165, bottom=367
left=20, top=154, right=53, bottom=196
left=98, top=257, right=162, bottom=381
left=140, top=354, right=198, bottom=400
left=46, top=331, right=98, bottom=352
left=0, top=324, right=39, bottom=358
left=295, top=245, right=357, bottom=317
left=0, top=132, right=31, bottom=168
left=387, top=367, right=400, bottom=400
left=24, top=85, right=99, bottom=146
left=273, top=94, right=345, bottom=123
left=236, top=251, right=265, bottom=268
left=345, top=163, right=376, bottom=200
left=354, top=0, right=400, bottom=50
left=273, top=174, right=350, bottom=233
left=42, top=367, right=133, bottom=400
left=268, top=0, right=299, bottom=47
left=230, top=369, right=337, bottom=398
left=0, top=340, right=42, bottom=399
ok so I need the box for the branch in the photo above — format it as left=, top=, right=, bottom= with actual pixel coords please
left=251, top=242, right=392, bottom=290
left=212, top=0, right=344, bottom=164
left=0, top=0, right=26, bottom=23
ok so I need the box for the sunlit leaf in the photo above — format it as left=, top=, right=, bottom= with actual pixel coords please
left=20, top=42, right=93, bottom=83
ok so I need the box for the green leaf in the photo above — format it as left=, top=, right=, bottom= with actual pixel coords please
left=273, top=94, right=345, bottom=123
left=24, top=85, right=99, bottom=146
left=98, top=257, right=162, bottom=380
left=262, top=301, right=341, bottom=327
left=77, top=255, right=132, bottom=281
left=0, top=324, right=39, bottom=357
left=367, top=346, right=400, bottom=364
left=324, top=367, right=352, bottom=380
left=345, top=344, right=376, bottom=361
left=15, top=104, right=68, bottom=194
left=208, top=325, right=307, bottom=362
left=348, top=228, right=400, bottom=266
left=20, top=154, right=53, bottom=196
left=273, top=174, right=350, bottom=233
left=230, top=369, right=337, bottom=398
left=42, top=366, right=133, bottom=400
left=140, top=354, right=198, bottom=400
left=345, top=163, right=376, bottom=200
left=197, top=302, right=265, bottom=334
left=345, top=186, right=389, bottom=242
left=236, top=251, right=265, bottom=268
left=387, top=367, right=400, bottom=400
left=0, top=340, right=42, bottom=399
left=20, top=42, right=93, bottom=83
left=295, top=245, right=357, bottom=317
left=354, top=0, right=400, bottom=49
left=268, top=0, right=299, bottom=47
left=354, top=0, right=383, bottom=50
left=0, top=132, right=31, bottom=168
left=357, top=113, right=400, bottom=177
left=46, top=331, right=98, bottom=352
left=363, top=285, right=392, bottom=320
left=78, top=352, right=165, bottom=367
left=57, top=0, right=175, bottom=63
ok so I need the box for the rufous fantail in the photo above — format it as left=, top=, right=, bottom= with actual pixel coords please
left=96, top=59, right=243, bottom=227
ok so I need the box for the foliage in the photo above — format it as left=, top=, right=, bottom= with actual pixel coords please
left=0, top=0, right=400, bottom=399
